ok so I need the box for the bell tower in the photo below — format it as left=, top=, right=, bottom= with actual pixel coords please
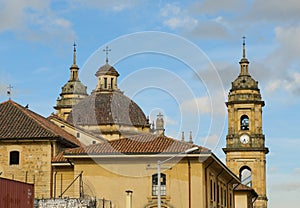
left=223, top=38, right=269, bottom=208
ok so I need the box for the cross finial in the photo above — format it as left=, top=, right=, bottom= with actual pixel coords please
left=73, top=42, right=77, bottom=65
left=7, top=84, right=13, bottom=100
left=242, top=36, right=246, bottom=58
left=103, top=46, right=111, bottom=64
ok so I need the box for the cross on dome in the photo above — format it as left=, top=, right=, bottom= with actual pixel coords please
left=103, top=46, right=111, bottom=64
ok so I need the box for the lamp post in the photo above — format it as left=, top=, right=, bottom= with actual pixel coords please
left=157, top=146, right=198, bottom=208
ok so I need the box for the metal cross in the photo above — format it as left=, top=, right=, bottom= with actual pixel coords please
left=7, top=84, right=13, bottom=100
left=103, top=46, right=111, bottom=64
left=242, top=36, right=246, bottom=45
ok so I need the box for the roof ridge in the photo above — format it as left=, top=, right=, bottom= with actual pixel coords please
left=11, top=101, right=62, bottom=137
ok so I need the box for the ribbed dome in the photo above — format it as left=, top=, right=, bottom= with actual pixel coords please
left=67, top=92, right=149, bottom=127
left=61, top=80, right=87, bottom=95
left=231, top=75, right=259, bottom=91
left=95, top=63, right=119, bottom=77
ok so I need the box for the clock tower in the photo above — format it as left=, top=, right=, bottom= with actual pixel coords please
left=223, top=38, right=269, bottom=208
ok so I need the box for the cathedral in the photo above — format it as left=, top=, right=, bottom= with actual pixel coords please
left=0, top=40, right=268, bottom=208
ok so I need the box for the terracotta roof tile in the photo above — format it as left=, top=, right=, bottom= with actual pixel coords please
left=0, top=100, right=81, bottom=147
left=64, top=134, right=211, bottom=155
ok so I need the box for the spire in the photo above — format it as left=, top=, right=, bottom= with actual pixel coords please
left=239, top=36, right=249, bottom=75
left=189, top=131, right=193, bottom=144
left=73, top=42, right=77, bottom=65
left=70, top=42, right=79, bottom=81
left=242, top=36, right=246, bottom=59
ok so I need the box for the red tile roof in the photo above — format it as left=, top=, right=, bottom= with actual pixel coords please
left=0, top=100, right=81, bottom=147
left=64, top=134, right=210, bottom=155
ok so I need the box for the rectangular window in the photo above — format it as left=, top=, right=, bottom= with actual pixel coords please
left=152, top=173, right=166, bottom=196
left=210, top=179, right=213, bottom=200
left=214, top=182, right=216, bottom=201
left=10, top=151, right=20, bottom=165
left=104, top=78, right=107, bottom=89
left=111, top=78, right=114, bottom=89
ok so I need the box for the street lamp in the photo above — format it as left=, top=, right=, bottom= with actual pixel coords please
left=157, top=146, right=199, bottom=208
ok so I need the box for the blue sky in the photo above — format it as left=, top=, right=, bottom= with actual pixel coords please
left=0, top=0, right=299, bottom=207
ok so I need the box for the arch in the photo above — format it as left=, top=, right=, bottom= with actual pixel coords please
left=9, top=151, right=20, bottom=165
left=240, top=115, right=249, bottom=130
left=239, top=166, right=252, bottom=187
left=144, top=201, right=174, bottom=208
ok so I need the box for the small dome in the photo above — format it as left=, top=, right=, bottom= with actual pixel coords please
left=95, top=63, right=119, bottom=77
left=61, top=80, right=87, bottom=96
left=67, top=92, right=149, bottom=127
left=231, top=75, right=259, bottom=91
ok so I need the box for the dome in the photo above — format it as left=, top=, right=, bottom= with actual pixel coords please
left=95, top=63, right=119, bottom=77
left=67, top=92, right=149, bottom=127
left=61, top=80, right=88, bottom=95
left=231, top=75, right=259, bottom=91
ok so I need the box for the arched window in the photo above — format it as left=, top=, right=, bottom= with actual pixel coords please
left=240, top=166, right=252, bottom=187
left=9, top=151, right=20, bottom=165
left=152, top=173, right=166, bottom=196
left=240, top=115, right=249, bottom=130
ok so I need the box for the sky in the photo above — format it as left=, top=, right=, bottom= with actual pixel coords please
left=0, top=0, right=299, bottom=207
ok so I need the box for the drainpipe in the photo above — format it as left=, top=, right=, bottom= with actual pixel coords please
left=188, top=159, right=191, bottom=208
left=125, top=190, right=133, bottom=208
left=53, top=172, right=57, bottom=198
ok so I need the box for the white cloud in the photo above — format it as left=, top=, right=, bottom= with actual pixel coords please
left=160, top=3, right=198, bottom=31
left=71, top=0, right=142, bottom=12
left=181, top=94, right=226, bottom=116
left=0, top=0, right=75, bottom=43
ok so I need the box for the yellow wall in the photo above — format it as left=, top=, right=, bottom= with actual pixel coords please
left=53, top=156, right=237, bottom=208
left=0, top=141, right=53, bottom=198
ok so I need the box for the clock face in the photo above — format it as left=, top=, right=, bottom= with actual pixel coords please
left=240, top=134, right=249, bottom=144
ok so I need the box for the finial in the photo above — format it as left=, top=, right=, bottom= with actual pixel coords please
left=73, top=42, right=77, bottom=65
left=181, top=131, right=185, bottom=141
left=242, top=36, right=246, bottom=58
left=189, top=131, right=193, bottom=144
left=103, top=46, right=111, bottom=64
left=7, top=84, right=13, bottom=100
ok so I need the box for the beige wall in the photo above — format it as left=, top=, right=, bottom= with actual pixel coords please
left=0, top=141, right=53, bottom=198
left=53, top=156, right=237, bottom=208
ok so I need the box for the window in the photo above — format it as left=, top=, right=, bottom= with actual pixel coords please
left=10, top=151, right=20, bottom=165
left=240, top=115, right=249, bottom=130
left=104, top=78, right=107, bottom=89
left=210, top=179, right=213, bottom=200
left=110, top=78, right=114, bottom=89
left=152, top=173, right=166, bottom=196
left=240, top=166, right=252, bottom=187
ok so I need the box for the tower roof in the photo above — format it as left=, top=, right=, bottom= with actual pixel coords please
left=230, top=37, right=259, bottom=91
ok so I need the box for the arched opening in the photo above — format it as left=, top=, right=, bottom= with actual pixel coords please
left=240, top=166, right=252, bottom=187
left=9, top=151, right=20, bottom=165
left=152, top=173, right=166, bottom=196
left=240, top=115, right=249, bottom=130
